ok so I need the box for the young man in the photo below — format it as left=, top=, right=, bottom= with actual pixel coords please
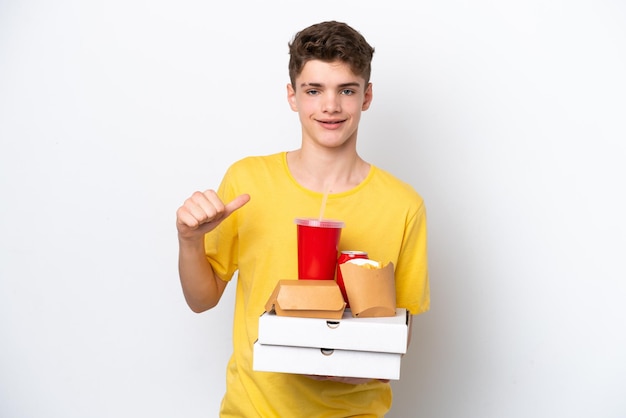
left=176, top=21, right=430, bottom=417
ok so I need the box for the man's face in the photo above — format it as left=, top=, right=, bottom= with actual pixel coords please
left=287, top=60, right=373, bottom=150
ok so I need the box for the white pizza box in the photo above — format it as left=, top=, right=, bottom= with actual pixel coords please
left=257, top=308, right=408, bottom=354
left=253, top=341, right=403, bottom=380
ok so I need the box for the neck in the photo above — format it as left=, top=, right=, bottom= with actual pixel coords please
left=286, top=148, right=370, bottom=193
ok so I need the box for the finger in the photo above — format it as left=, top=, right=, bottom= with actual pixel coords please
left=180, top=191, right=249, bottom=232
left=181, top=194, right=215, bottom=226
left=223, top=193, right=251, bottom=218
left=176, top=191, right=220, bottom=230
left=176, top=205, right=201, bottom=229
left=189, top=190, right=223, bottom=222
left=201, top=190, right=226, bottom=215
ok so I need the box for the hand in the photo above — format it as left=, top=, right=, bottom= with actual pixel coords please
left=305, top=375, right=389, bottom=385
left=176, top=190, right=250, bottom=241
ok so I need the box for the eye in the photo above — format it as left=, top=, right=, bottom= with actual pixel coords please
left=340, top=89, right=355, bottom=96
left=306, top=89, right=320, bottom=96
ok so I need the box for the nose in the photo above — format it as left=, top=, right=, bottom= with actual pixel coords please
left=322, top=93, right=341, bottom=113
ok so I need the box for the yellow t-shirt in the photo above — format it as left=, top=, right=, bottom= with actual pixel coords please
left=205, top=152, right=429, bottom=417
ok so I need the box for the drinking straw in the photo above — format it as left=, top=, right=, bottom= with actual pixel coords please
left=318, top=184, right=330, bottom=221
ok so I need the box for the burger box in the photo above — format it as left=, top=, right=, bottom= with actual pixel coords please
left=263, top=279, right=347, bottom=319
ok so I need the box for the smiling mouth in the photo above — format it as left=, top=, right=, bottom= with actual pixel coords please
left=318, top=119, right=345, bottom=125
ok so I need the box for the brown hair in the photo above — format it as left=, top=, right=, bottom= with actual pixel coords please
left=288, top=21, right=375, bottom=88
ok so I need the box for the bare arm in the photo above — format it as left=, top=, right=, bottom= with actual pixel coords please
left=176, top=190, right=250, bottom=313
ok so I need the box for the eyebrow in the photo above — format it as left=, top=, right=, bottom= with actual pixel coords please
left=299, top=82, right=362, bottom=89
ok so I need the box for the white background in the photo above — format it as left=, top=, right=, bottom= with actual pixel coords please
left=1, top=1, right=625, bottom=417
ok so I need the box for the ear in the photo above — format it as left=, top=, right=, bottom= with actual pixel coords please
left=287, top=83, right=298, bottom=111
left=361, top=83, right=373, bottom=111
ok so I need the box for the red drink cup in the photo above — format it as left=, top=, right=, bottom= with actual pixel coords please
left=336, top=251, right=368, bottom=307
left=295, top=218, right=345, bottom=280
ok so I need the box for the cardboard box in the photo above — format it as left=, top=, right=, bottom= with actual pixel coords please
left=257, top=308, right=409, bottom=354
left=264, top=279, right=346, bottom=319
left=340, top=261, right=396, bottom=318
left=253, top=308, right=409, bottom=380
left=253, top=341, right=403, bottom=380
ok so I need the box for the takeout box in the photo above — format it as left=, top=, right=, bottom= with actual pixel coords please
left=253, top=341, right=403, bottom=380
left=257, top=308, right=409, bottom=353
left=340, top=261, right=396, bottom=318
left=264, top=279, right=346, bottom=319
left=253, top=308, right=409, bottom=380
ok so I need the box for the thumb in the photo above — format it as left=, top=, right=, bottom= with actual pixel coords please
left=223, top=193, right=251, bottom=218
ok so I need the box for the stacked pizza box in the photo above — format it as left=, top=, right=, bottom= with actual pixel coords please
left=253, top=279, right=409, bottom=380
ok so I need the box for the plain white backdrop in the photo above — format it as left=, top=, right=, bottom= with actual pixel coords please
left=1, top=1, right=625, bottom=417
